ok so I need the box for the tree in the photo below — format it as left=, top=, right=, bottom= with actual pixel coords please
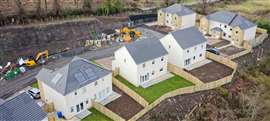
left=201, top=0, right=209, bottom=14
left=52, top=0, right=61, bottom=16
left=83, top=0, right=92, bottom=13
left=36, top=0, right=42, bottom=17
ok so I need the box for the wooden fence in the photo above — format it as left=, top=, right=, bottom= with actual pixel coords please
left=112, top=77, right=149, bottom=107
left=92, top=101, right=125, bottom=121
left=168, top=63, right=204, bottom=85
left=206, top=52, right=238, bottom=70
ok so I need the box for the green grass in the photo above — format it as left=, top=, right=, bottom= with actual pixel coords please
left=31, top=82, right=39, bottom=89
left=82, top=108, right=113, bottom=121
left=116, top=74, right=194, bottom=103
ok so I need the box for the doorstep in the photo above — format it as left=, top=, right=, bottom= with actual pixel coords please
left=74, top=110, right=91, bottom=120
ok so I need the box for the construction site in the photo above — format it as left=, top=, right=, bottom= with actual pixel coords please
left=0, top=0, right=270, bottom=121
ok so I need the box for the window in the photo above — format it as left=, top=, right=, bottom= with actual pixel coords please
left=223, top=33, right=226, bottom=37
left=224, top=25, right=227, bottom=28
left=143, top=63, right=146, bottom=68
left=236, top=31, right=238, bottom=34
left=152, top=71, right=155, bottom=75
left=220, top=24, right=222, bottom=27
left=160, top=13, right=162, bottom=16
left=201, top=45, right=204, bottom=49
left=74, top=92, right=77, bottom=95
left=169, top=45, right=171, bottom=49
left=187, top=50, right=189, bottom=53
left=229, top=35, right=231, bottom=38
left=194, top=47, right=197, bottom=51
left=230, top=28, right=232, bottom=31
left=86, top=100, right=89, bottom=104
left=71, top=106, right=74, bottom=112
left=193, top=56, right=196, bottom=60
left=152, top=60, right=155, bottom=64
left=161, top=57, right=164, bottom=61
left=124, top=59, right=126, bottom=63
left=200, top=53, right=202, bottom=57
left=175, top=17, right=177, bottom=20
left=94, top=81, right=98, bottom=86
left=166, top=20, right=169, bottom=23
left=160, top=68, right=163, bottom=72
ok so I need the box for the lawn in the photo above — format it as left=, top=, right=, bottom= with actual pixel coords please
left=82, top=108, right=113, bottom=121
left=115, top=74, right=194, bottom=103
left=31, top=82, right=39, bottom=89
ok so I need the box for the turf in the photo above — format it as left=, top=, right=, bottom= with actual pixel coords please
left=115, top=74, right=194, bottom=103
left=82, top=108, right=113, bottom=121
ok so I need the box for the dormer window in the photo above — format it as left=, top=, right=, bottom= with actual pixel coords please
left=152, top=60, right=155, bottom=64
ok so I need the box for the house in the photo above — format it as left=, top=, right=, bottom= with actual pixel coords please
left=112, top=38, right=168, bottom=87
left=158, top=4, right=196, bottom=29
left=200, top=11, right=257, bottom=47
left=36, top=56, right=112, bottom=119
left=160, top=27, right=207, bottom=69
left=0, top=92, right=48, bottom=121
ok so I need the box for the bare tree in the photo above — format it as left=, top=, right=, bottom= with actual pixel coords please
left=52, top=0, right=61, bottom=16
left=83, top=0, right=92, bottom=13
left=36, top=0, right=42, bottom=17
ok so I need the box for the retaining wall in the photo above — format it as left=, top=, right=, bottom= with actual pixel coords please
left=92, top=101, right=125, bottom=121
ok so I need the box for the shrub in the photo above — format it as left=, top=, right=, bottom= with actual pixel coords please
left=256, top=19, right=270, bottom=33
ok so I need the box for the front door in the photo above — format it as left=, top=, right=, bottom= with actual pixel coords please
left=80, top=102, right=84, bottom=110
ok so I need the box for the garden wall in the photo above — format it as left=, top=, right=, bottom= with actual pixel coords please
left=92, top=101, right=125, bottom=121
left=112, top=77, right=149, bottom=107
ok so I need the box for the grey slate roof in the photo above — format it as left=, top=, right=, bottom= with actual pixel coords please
left=207, top=11, right=256, bottom=30
left=0, top=98, right=4, bottom=105
left=36, top=56, right=111, bottom=95
left=0, top=92, right=47, bottom=121
left=161, top=4, right=194, bottom=16
left=125, top=38, right=168, bottom=64
left=170, top=27, right=207, bottom=49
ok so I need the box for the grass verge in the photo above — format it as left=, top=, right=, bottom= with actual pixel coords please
left=82, top=108, right=113, bottom=121
left=31, top=82, right=39, bottom=89
left=115, top=74, right=194, bottom=103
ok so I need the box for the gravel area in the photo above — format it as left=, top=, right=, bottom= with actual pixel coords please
left=212, top=40, right=231, bottom=48
left=106, top=86, right=144, bottom=120
left=187, top=61, right=234, bottom=83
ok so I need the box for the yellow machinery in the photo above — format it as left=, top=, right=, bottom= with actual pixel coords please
left=24, top=50, right=49, bottom=67
left=120, top=27, right=141, bottom=43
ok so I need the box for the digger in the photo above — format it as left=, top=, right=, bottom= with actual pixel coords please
left=23, top=50, right=49, bottom=67
left=120, top=27, right=141, bottom=43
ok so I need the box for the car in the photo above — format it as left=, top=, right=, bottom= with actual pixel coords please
left=27, top=88, right=40, bottom=99
left=207, top=48, right=220, bottom=55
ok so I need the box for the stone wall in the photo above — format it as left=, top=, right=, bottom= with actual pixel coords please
left=0, top=18, right=127, bottom=64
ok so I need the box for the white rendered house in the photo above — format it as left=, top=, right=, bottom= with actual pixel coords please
left=158, top=4, right=196, bottom=30
left=160, top=27, right=207, bottom=69
left=112, top=38, right=168, bottom=87
left=36, top=57, right=112, bottom=119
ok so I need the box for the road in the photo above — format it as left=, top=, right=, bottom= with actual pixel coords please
left=0, top=44, right=121, bottom=99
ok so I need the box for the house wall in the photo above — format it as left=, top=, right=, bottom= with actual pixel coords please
left=64, top=73, right=112, bottom=119
left=113, top=47, right=139, bottom=86
left=243, top=26, right=257, bottom=41
left=137, top=55, right=168, bottom=86
left=232, top=27, right=244, bottom=46
left=182, top=43, right=206, bottom=69
left=157, top=10, right=165, bottom=25
left=209, top=20, right=233, bottom=41
left=181, top=13, right=196, bottom=29
left=165, top=13, right=174, bottom=28
left=172, top=14, right=182, bottom=29
left=160, top=34, right=184, bottom=67
left=199, top=17, right=209, bottom=34
left=41, top=82, right=67, bottom=117
left=160, top=34, right=206, bottom=69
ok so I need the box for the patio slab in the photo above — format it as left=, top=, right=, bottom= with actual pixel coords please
left=141, top=72, right=174, bottom=88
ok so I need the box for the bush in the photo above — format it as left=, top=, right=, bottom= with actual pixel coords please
left=256, top=19, right=270, bottom=33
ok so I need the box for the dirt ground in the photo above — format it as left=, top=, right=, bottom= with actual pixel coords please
left=149, top=25, right=173, bottom=34
left=95, top=56, right=114, bottom=70
left=220, top=45, right=245, bottom=56
left=187, top=61, right=234, bottom=83
left=106, top=86, right=143, bottom=120
left=211, top=40, right=231, bottom=48
left=138, top=90, right=217, bottom=121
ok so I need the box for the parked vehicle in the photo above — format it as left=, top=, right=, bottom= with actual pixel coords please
left=27, top=88, right=40, bottom=99
left=207, top=48, right=220, bottom=55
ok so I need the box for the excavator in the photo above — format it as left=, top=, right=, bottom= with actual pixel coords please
left=120, top=27, right=141, bottom=43
left=23, top=50, right=49, bottom=67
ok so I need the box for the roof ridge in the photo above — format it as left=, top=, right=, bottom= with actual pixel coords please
left=228, top=14, right=238, bottom=26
